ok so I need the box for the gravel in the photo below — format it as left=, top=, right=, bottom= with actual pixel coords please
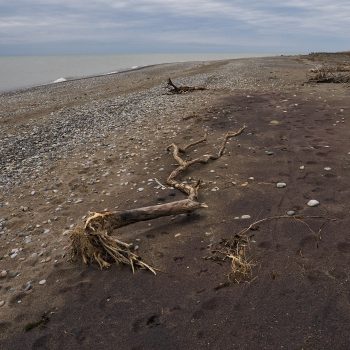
left=0, top=57, right=294, bottom=192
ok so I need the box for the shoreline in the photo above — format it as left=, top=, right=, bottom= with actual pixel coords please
left=1, top=54, right=350, bottom=349
left=0, top=53, right=281, bottom=96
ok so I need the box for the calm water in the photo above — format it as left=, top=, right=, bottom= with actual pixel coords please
left=0, top=53, right=274, bottom=92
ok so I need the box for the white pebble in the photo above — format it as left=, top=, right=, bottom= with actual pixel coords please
left=299, top=166, right=305, bottom=170
left=38, top=279, right=46, bottom=285
left=324, top=167, right=331, bottom=171
left=307, top=200, right=320, bottom=207
left=241, top=215, right=251, bottom=220
left=0, top=301, right=5, bottom=307
left=276, top=182, right=287, bottom=188
left=0, top=270, right=7, bottom=278
left=137, top=187, right=144, bottom=192
left=287, top=210, right=295, bottom=216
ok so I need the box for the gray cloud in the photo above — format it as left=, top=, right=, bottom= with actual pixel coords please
left=0, top=0, right=349, bottom=53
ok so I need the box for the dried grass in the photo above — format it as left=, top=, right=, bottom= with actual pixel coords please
left=206, top=236, right=254, bottom=283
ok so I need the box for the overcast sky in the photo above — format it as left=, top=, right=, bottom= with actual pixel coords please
left=1, top=0, right=349, bottom=55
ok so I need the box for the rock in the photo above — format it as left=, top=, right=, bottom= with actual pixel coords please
left=324, top=167, right=331, bottom=171
left=287, top=210, right=295, bottom=216
left=0, top=301, right=5, bottom=307
left=0, top=270, right=7, bottom=278
left=307, top=200, right=320, bottom=207
left=276, top=182, right=287, bottom=188
left=8, top=271, right=18, bottom=278
left=265, top=151, right=274, bottom=155
left=137, top=187, right=144, bottom=192
left=38, top=279, right=46, bottom=285
left=23, top=282, right=33, bottom=292
left=269, top=120, right=281, bottom=125
left=299, top=165, right=305, bottom=170
left=241, top=215, right=251, bottom=219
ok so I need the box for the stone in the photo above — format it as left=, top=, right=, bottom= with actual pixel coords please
left=241, top=215, right=251, bottom=219
left=0, top=301, right=5, bottom=307
left=299, top=165, right=305, bottom=170
left=269, top=120, right=281, bottom=125
left=38, top=279, right=46, bottom=285
left=0, top=270, right=7, bottom=278
left=307, top=200, right=320, bottom=207
left=23, top=282, right=33, bottom=292
left=324, top=167, right=331, bottom=171
left=137, top=187, right=144, bottom=192
left=276, top=182, right=287, bottom=188
left=287, top=210, right=295, bottom=216
left=265, top=151, right=274, bottom=155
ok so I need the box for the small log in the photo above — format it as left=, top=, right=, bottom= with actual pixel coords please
left=167, top=78, right=206, bottom=94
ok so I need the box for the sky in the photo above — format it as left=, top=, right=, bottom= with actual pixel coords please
left=0, top=0, right=349, bottom=55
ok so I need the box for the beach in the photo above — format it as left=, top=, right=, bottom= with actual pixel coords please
left=1, top=54, right=350, bottom=349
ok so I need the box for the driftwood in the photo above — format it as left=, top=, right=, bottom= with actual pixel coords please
left=308, top=65, right=350, bottom=83
left=167, top=78, right=206, bottom=94
left=70, top=126, right=246, bottom=272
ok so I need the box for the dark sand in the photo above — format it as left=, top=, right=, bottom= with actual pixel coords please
left=1, top=54, right=350, bottom=349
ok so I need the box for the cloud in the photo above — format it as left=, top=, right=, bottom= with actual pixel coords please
left=0, top=0, right=349, bottom=54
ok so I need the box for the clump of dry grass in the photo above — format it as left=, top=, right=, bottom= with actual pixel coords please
left=205, top=235, right=254, bottom=283
left=70, top=225, right=156, bottom=274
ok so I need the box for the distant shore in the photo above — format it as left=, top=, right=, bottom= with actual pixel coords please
left=0, top=53, right=278, bottom=93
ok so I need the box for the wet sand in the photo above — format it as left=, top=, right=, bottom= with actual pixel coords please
left=1, top=54, right=350, bottom=349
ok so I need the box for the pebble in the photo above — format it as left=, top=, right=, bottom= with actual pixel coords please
left=38, top=279, right=47, bottom=285
left=299, top=165, right=305, bottom=170
left=287, top=210, right=295, bottom=216
left=265, top=151, right=274, bottom=155
left=307, top=199, right=320, bottom=207
left=0, top=270, right=7, bottom=278
left=0, top=301, right=5, bottom=307
left=241, top=215, right=251, bottom=219
left=137, top=187, right=144, bottom=192
left=324, top=167, right=331, bottom=171
left=23, top=282, right=33, bottom=292
left=269, top=120, right=281, bottom=125
left=276, top=182, right=287, bottom=188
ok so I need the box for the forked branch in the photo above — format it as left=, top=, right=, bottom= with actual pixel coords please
left=70, top=126, right=246, bottom=272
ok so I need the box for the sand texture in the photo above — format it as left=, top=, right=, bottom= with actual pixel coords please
left=1, top=53, right=350, bottom=349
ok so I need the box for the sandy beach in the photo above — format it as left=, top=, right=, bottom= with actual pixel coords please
left=1, top=54, right=350, bottom=349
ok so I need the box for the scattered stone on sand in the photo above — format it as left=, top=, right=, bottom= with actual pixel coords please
left=0, top=301, right=5, bottom=307
left=38, top=279, right=46, bottom=285
left=287, top=210, right=296, bottom=216
left=0, top=270, right=7, bottom=278
left=241, top=215, right=251, bottom=219
left=307, top=199, right=320, bottom=207
left=276, top=182, right=287, bottom=188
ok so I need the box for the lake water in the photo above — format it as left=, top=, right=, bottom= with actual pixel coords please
left=0, top=53, right=275, bottom=92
